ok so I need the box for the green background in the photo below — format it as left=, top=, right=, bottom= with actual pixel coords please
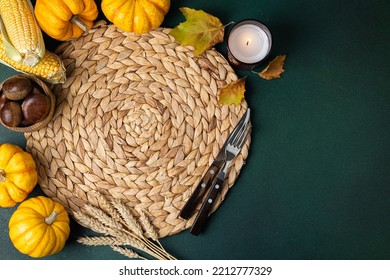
left=1, top=0, right=389, bottom=260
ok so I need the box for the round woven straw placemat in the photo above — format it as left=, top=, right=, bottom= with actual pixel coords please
left=25, top=22, right=250, bottom=238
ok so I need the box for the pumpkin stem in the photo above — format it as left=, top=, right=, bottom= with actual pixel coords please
left=45, top=211, right=58, bottom=225
left=70, top=15, right=88, bottom=33
left=0, top=169, right=5, bottom=182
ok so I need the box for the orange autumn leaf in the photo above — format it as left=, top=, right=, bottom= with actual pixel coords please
left=259, top=55, right=287, bottom=80
left=218, top=78, right=246, bottom=105
left=169, top=7, right=225, bottom=56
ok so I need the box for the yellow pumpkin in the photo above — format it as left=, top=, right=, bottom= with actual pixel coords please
left=0, top=143, right=38, bottom=208
left=9, top=196, right=70, bottom=258
left=34, top=0, right=99, bottom=41
left=101, top=0, right=171, bottom=34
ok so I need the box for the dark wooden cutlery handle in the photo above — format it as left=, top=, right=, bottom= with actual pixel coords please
left=179, top=164, right=220, bottom=219
left=190, top=177, right=224, bottom=235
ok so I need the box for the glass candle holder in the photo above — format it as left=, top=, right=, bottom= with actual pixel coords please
left=227, top=20, right=272, bottom=70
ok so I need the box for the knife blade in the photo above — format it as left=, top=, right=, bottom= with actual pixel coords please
left=179, top=108, right=251, bottom=219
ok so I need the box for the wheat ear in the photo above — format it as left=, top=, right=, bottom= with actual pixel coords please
left=110, top=198, right=144, bottom=236
left=91, top=190, right=123, bottom=222
left=137, top=209, right=176, bottom=260
left=110, top=246, right=146, bottom=260
left=72, top=190, right=176, bottom=260
left=84, top=204, right=125, bottom=231
left=77, top=236, right=124, bottom=246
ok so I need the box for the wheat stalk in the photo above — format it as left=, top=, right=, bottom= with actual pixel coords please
left=138, top=209, right=159, bottom=241
left=74, top=209, right=165, bottom=260
left=84, top=204, right=125, bottom=231
left=110, top=246, right=146, bottom=260
left=108, top=198, right=175, bottom=260
left=78, top=236, right=146, bottom=259
left=73, top=210, right=113, bottom=235
left=72, top=191, right=176, bottom=260
left=78, top=236, right=124, bottom=246
left=110, top=199, right=144, bottom=236
left=91, top=190, right=123, bottom=222
left=137, top=209, right=174, bottom=259
left=108, top=199, right=169, bottom=259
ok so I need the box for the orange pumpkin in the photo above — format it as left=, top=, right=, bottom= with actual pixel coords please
left=9, top=196, right=70, bottom=257
left=34, top=0, right=99, bottom=41
left=0, top=143, right=38, bottom=208
left=101, top=0, right=171, bottom=34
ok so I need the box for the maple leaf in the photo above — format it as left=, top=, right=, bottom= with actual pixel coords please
left=258, top=55, right=287, bottom=80
left=218, top=77, right=246, bottom=105
left=169, top=7, right=225, bottom=56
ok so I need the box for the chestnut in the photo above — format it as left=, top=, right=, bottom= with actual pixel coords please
left=0, top=93, right=8, bottom=112
left=2, top=76, right=32, bottom=101
left=19, top=119, right=34, bottom=127
left=0, top=101, right=23, bottom=127
left=31, top=83, right=44, bottom=95
left=21, top=90, right=50, bottom=123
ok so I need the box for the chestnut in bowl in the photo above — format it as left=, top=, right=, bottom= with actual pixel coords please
left=21, top=90, right=51, bottom=123
left=0, top=101, right=23, bottom=127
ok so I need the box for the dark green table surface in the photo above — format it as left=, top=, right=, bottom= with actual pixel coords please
left=1, top=0, right=389, bottom=260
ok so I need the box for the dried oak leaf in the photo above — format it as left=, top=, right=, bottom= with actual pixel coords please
left=169, top=7, right=225, bottom=56
left=259, top=55, right=287, bottom=80
left=218, top=77, right=246, bottom=105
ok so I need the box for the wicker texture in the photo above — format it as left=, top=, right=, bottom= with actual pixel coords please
left=25, top=22, right=250, bottom=237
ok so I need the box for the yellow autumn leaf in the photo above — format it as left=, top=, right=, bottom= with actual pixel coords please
left=169, top=7, right=225, bottom=56
left=218, top=78, right=246, bottom=105
left=259, top=55, right=287, bottom=80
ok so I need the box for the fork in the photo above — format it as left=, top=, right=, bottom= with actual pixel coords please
left=190, top=122, right=251, bottom=235
left=179, top=109, right=250, bottom=220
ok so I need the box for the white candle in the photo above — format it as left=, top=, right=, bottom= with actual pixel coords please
left=227, top=20, right=272, bottom=66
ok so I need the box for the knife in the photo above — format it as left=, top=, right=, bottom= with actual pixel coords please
left=179, top=108, right=251, bottom=220
left=190, top=122, right=251, bottom=235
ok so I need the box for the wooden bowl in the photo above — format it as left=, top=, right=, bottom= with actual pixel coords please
left=0, top=74, right=56, bottom=132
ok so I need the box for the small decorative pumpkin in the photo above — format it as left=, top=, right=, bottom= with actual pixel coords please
left=9, top=196, right=70, bottom=258
left=34, top=0, right=99, bottom=41
left=0, top=143, right=38, bottom=208
left=101, top=0, right=171, bottom=34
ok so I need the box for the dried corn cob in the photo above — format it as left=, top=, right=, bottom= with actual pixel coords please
left=0, top=32, right=66, bottom=84
left=0, top=0, right=45, bottom=66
